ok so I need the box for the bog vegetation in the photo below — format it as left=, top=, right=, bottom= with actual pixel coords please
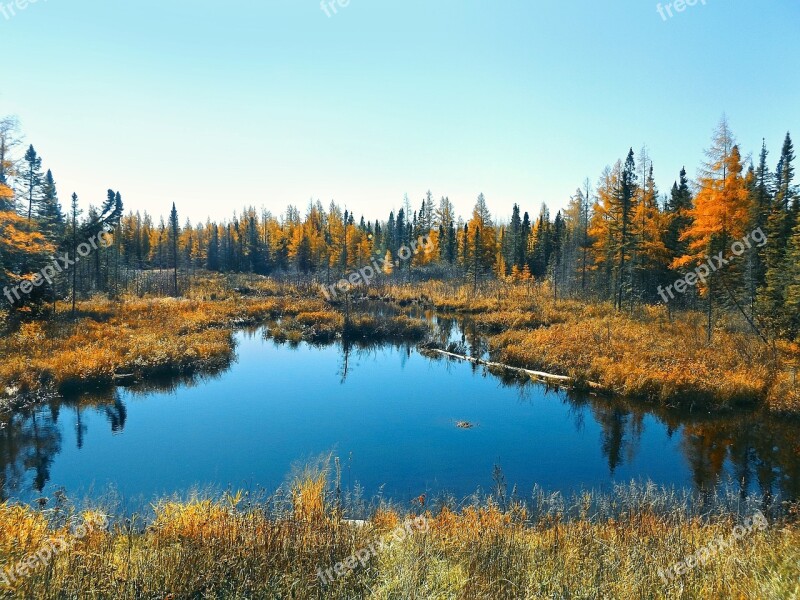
left=1, top=472, right=799, bottom=599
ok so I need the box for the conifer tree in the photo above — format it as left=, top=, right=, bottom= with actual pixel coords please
left=676, top=119, right=750, bottom=341
left=37, top=169, right=64, bottom=242
left=665, top=168, right=693, bottom=268
left=763, top=133, right=797, bottom=326
left=169, top=202, right=180, bottom=296
left=20, top=145, right=43, bottom=226
left=783, top=211, right=800, bottom=338
left=746, top=143, right=772, bottom=308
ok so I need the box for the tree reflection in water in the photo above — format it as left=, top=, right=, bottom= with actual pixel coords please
left=1, top=319, right=799, bottom=504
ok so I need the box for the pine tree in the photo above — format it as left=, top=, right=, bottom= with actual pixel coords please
left=665, top=167, right=693, bottom=268
left=531, top=204, right=551, bottom=277
left=520, top=211, right=531, bottom=272
left=509, top=204, right=523, bottom=269
left=20, top=145, right=43, bottom=226
left=784, top=210, right=800, bottom=338
left=69, top=193, right=82, bottom=316
left=588, top=154, right=638, bottom=307
left=615, top=149, right=638, bottom=310
left=207, top=224, right=220, bottom=271
left=169, top=203, right=180, bottom=296
left=746, top=142, right=772, bottom=309
left=763, top=133, right=797, bottom=327
left=37, top=169, right=64, bottom=242
left=466, top=194, right=496, bottom=275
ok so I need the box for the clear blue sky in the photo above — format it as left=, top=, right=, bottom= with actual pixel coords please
left=1, top=0, right=798, bottom=223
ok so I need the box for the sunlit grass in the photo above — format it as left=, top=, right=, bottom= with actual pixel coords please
left=1, top=481, right=798, bottom=599
left=372, top=280, right=800, bottom=412
left=1, top=273, right=797, bottom=413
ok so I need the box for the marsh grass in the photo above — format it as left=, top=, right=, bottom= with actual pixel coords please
left=1, top=480, right=798, bottom=599
left=0, top=275, right=426, bottom=399
left=371, top=280, right=800, bottom=412
left=0, top=272, right=797, bottom=412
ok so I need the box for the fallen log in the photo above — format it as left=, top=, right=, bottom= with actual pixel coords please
left=420, top=348, right=602, bottom=390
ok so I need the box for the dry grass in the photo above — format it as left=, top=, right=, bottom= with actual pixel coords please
left=370, top=280, right=800, bottom=412
left=0, top=274, right=436, bottom=400
left=1, top=480, right=799, bottom=599
left=1, top=273, right=797, bottom=413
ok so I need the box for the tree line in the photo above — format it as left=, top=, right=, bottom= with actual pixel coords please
left=1, top=116, right=797, bottom=339
left=0, top=117, right=123, bottom=315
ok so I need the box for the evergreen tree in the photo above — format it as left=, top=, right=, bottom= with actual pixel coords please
left=207, top=224, right=220, bottom=271
left=615, top=149, right=639, bottom=310
left=530, top=204, right=551, bottom=277
left=509, top=204, right=523, bottom=269
left=69, top=193, right=82, bottom=316
left=37, top=169, right=64, bottom=242
left=169, top=203, right=180, bottom=296
left=20, top=145, right=43, bottom=226
left=746, top=143, right=772, bottom=308
left=784, top=210, right=800, bottom=338
left=763, top=133, right=797, bottom=326
left=665, top=168, right=693, bottom=267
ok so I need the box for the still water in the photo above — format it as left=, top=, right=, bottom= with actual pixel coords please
left=2, top=318, right=799, bottom=507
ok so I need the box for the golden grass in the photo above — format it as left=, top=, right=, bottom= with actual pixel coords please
left=0, top=275, right=342, bottom=395
left=1, top=482, right=799, bottom=599
left=370, top=280, right=800, bottom=412
left=1, top=273, right=797, bottom=413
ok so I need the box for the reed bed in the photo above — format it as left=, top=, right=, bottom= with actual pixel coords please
left=1, top=478, right=798, bottom=599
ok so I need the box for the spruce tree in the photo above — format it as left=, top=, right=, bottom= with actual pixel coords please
left=37, top=169, right=64, bottom=242
left=509, top=204, right=523, bottom=269
left=747, top=143, right=772, bottom=306
left=615, top=149, right=638, bottom=310
left=20, top=145, right=43, bottom=226
left=169, top=203, right=180, bottom=296
left=763, top=133, right=797, bottom=324
left=784, top=211, right=800, bottom=338
left=665, top=167, right=693, bottom=269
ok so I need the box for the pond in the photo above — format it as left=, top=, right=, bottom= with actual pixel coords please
left=2, top=315, right=799, bottom=509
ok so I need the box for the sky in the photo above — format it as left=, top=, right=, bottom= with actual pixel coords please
left=1, top=0, right=799, bottom=224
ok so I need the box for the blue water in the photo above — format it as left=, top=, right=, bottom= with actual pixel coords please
left=3, top=326, right=798, bottom=506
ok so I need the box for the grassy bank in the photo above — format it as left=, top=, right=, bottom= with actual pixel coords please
left=1, top=477, right=798, bottom=599
left=1, top=273, right=798, bottom=413
left=0, top=276, right=429, bottom=402
left=366, top=280, right=800, bottom=413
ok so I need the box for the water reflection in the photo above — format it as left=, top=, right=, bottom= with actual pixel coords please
left=1, top=315, right=799, bottom=504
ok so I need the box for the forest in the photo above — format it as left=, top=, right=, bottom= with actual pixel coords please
left=2, top=116, right=799, bottom=345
